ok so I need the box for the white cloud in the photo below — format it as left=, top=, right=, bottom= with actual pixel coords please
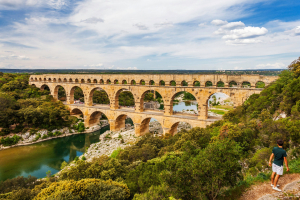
left=133, top=23, right=148, bottom=30
left=292, top=26, right=300, bottom=36
left=221, top=21, right=245, bottom=29
left=81, top=17, right=104, bottom=24
left=222, top=27, right=268, bottom=39
left=154, top=22, right=173, bottom=28
left=198, top=22, right=206, bottom=27
left=0, top=0, right=67, bottom=9
left=0, top=54, right=30, bottom=60
left=225, top=39, right=262, bottom=45
left=211, top=19, right=228, bottom=26
left=255, top=62, right=286, bottom=69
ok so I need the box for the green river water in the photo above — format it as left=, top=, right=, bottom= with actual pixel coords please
left=0, top=126, right=110, bottom=182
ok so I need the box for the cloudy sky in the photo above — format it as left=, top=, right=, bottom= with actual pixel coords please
left=0, top=0, right=299, bottom=70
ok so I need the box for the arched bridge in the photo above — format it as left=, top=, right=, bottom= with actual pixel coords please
left=29, top=74, right=278, bottom=136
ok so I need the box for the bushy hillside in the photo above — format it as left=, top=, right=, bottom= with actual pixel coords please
left=1, top=58, right=300, bottom=200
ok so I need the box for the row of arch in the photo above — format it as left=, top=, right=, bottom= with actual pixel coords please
left=32, top=77, right=265, bottom=88
left=71, top=108, right=189, bottom=136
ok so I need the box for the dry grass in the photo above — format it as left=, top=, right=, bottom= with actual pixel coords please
left=240, top=173, right=300, bottom=200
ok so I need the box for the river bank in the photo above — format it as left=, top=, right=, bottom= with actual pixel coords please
left=0, top=120, right=109, bottom=151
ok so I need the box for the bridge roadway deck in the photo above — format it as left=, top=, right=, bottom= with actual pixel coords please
left=66, top=103, right=220, bottom=135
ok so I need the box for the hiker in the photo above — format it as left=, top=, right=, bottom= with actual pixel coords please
left=268, top=139, right=289, bottom=192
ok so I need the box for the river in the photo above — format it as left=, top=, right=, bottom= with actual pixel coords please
left=0, top=126, right=109, bottom=182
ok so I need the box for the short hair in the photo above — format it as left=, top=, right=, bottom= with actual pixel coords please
left=277, top=139, right=284, bottom=146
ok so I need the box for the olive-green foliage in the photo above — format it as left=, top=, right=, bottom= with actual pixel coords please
left=93, top=90, right=110, bottom=104
left=119, top=91, right=135, bottom=106
left=182, top=92, right=195, bottom=100
left=34, top=179, right=130, bottom=200
left=0, top=135, right=21, bottom=146
left=133, top=184, right=175, bottom=200
left=288, top=56, right=300, bottom=78
left=110, top=147, right=123, bottom=158
left=59, top=156, right=128, bottom=181
left=249, top=147, right=272, bottom=174
left=118, top=134, right=166, bottom=162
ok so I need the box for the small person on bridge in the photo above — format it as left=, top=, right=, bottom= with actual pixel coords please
left=268, top=139, right=289, bottom=192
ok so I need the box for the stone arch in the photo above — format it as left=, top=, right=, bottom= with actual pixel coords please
left=140, top=90, right=164, bottom=111
left=229, top=81, right=237, bottom=87
left=122, top=80, right=127, bottom=84
left=114, top=114, right=134, bottom=131
left=69, top=78, right=73, bottom=82
left=53, top=78, right=57, bottom=82
left=70, top=108, right=84, bottom=117
left=107, top=79, right=111, bottom=84
left=149, top=80, right=155, bottom=85
left=81, top=79, right=85, bottom=83
left=131, top=80, right=136, bottom=85
left=170, top=80, right=176, bottom=86
left=168, top=121, right=192, bottom=135
left=114, top=79, right=119, bottom=84
left=35, top=77, right=37, bottom=81
left=93, top=79, right=97, bottom=83
left=40, top=84, right=50, bottom=91
left=88, top=111, right=108, bottom=127
left=193, top=81, right=200, bottom=87
left=181, top=80, right=188, bottom=86
left=43, top=78, right=46, bottom=81
left=39, top=78, right=42, bottom=81
left=87, top=87, right=110, bottom=106
left=70, top=86, right=85, bottom=104
left=170, top=91, right=198, bottom=116
left=58, top=78, right=62, bottom=82
left=100, top=79, right=104, bottom=84
left=256, top=81, right=265, bottom=88
left=63, top=78, right=67, bottom=82
left=115, top=88, right=135, bottom=109
left=205, top=81, right=213, bottom=87
left=31, top=77, right=34, bottom=81
left=87, top=79, right=91, bottom=83
left=75, top=79, right=79, bottom=83
left=140, top=79, right=145, bottom=85
left=217, top=81, right=224, bottom=87
left=242, top=81, right=251, bottom=88
left=53, top=85, right=67, bottom=101
left=48, top=78, right=52, bottom=82
left=138, top=117, right=163, bottom=136
left=159, top=80, right=165, bottom=86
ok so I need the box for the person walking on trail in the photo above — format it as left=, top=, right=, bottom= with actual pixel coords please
left=269, top=139, right=289, bottom=192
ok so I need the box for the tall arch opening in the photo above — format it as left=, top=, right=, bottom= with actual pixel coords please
left=54, top=85, right=66, bottom=101
left=141, top=90, right=164, bottom=111
left=170, top=80, right=176, bottom=86
left=131, top=80, right=136, bottom=85
left=208, top=92, right=233, bottom=118
left=70, top=86, right=84, bottom=104
left=70, top=108, right=84, bottom=119
left=89, top=111, right=109, bottom=128
left=116, top=89, right=135, bottom=109
left=159, top=80, right=165, bottom=86
left=107, top=79, right=111, bottom=84
left=122, top=80, right=127, bottom=84
left=93, top=79, right=97, bottom=83
left=89, top=87, right=110, bottom=106
left=139, top=117, right=163, bottom=136
left=69, top=78, right=73, bottom=83
left=256, top=81, right=265, bottom=88
left=140, top=80, right=145, bottom=85
left=169, top=121, right=192, bottom=135
left=100, top=79, right=104, bottom=84
left=40, top=84, right=50, bottom=92
left=229, top=81, right=237, bottom=87
left=171, top=91, right=197, bottom=116
left=149, top=80, right=155, bottom=85
left=63, top=78, right=67, bottom=82
left=114, top=79, right=119, bottom=84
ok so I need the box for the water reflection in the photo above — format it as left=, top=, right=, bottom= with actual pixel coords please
left=0, top=125, right=109, bottom=182
left=173, top=101, right=198, bottom=112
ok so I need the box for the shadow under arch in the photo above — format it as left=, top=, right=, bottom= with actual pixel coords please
left=115, top=114, right=134, bottom=131
left=88, top=87, right=110, bottom=106
left=70, top=108, right=84, bottom=116
left=169, top=121, right=192, bottom=135
left=40, top=84, right=50, bottom=91
left=88, top=111, right=109, bottom=127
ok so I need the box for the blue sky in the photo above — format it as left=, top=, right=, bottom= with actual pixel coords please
left=0, top=0, right=299, bottom=70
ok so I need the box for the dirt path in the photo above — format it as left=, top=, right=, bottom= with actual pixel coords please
left=240, top=174, right=300, bottom=200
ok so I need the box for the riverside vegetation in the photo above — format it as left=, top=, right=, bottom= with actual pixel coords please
left=1, top=57, right=300, bottom=200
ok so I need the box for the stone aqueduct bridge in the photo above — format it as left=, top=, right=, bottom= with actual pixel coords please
left=29, top=74, right=278, bottom=136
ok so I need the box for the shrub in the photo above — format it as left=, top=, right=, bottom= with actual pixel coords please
left=74, top=156, right=79, bottom=162
left=0, top=176, right=42, bottom=194
left=34, top=179, right=130, bottom=200
left=47, top=132, right=53, bottom=137
left=0, top=135, right=21, bottom=146
left=41, top=134, right=48, bottom=139
left=0, top=128, right=10, bottom=136
left=12, top=125, right=24, bottom=134
left=82, top=156, right=86, bottom=161
left=110, top=148, right=123, bottom=158
left=60, top=161, right=68, bottom=170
